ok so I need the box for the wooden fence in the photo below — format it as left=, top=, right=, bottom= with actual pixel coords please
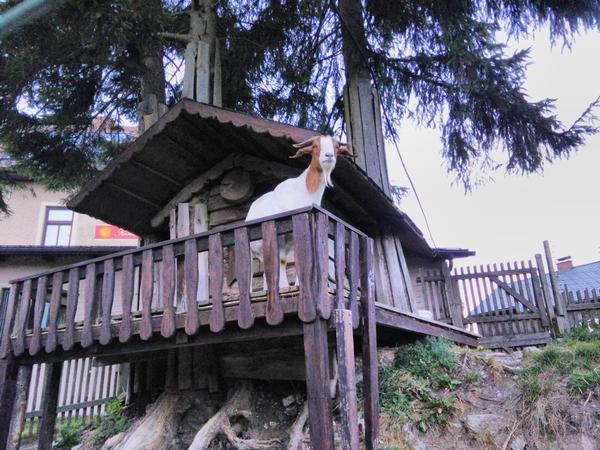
left=22, top=358, right=121, bottom=437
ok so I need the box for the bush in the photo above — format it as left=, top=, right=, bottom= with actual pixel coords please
left=91, top=399, right=132, bottom=444
left=53, top=418, right=85, bottom=449
left=379, top=337, right=463, bottom=432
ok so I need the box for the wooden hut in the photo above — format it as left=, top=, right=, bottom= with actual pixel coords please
left=0, top=99, right=477, bottom=449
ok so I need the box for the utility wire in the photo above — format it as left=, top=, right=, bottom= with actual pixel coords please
left=330, top=0, right=438, bottom=249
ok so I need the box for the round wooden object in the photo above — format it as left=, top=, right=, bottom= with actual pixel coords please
left=219, top=170, right=254, bottom=203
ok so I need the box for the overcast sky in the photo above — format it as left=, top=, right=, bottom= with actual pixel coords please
left=388, top=28, right=600, bottom=269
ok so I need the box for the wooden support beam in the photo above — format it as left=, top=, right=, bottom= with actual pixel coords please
left=37, top=362, right=62, bottom=450
left=7, top=364, right=32, bottom=450
left=0, top=356, right=19, bottom=449
left=334, top=309, right=359, bottom=450
left=442, top=262, right=464, bottom=328
left=303, top=318, right=334, bottom=449
left=360, top=237, right=379, bottom=450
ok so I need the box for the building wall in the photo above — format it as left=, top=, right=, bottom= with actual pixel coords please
left=0, top=182, right=138, bottom=289
left=405, top=255, right=445, bottom=312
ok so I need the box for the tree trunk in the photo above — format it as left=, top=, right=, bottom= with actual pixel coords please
left=338, top=0, right=391, bottom=196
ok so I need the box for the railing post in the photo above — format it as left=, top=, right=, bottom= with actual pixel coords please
left=543, top=241, right=569, bottom=333
left=360, top=236, right=379, bottom=449
left=7, top=364, right=32, bottom=450
left=37, top=361, right=62, bottom=450
left=0, top=355, right=19, bottom=449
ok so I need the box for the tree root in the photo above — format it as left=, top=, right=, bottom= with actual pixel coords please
left=287, top=402, right=309, bottom=450
left=187, top=380, right=281, bottom=450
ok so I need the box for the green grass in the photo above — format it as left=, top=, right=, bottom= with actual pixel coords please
left=379, top=337, right=463, bottom=432
left=519, top=322, right=600, bottom=406
left=91, top=398, right=132, bottom=444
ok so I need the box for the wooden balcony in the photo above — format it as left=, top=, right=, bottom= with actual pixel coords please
left=0, top=206, right=378, bottom=360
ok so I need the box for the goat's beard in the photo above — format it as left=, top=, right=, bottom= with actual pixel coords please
left=324, top=168, right=333, bottom=188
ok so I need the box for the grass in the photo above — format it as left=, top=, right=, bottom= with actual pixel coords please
left=517, top=321, right=600, bottom=438
left=379, top=337, right=464, bottom=433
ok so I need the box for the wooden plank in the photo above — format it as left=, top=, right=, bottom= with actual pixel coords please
left=99, top=260, right=115, bottom=346
left=535, top=253, right=557, bottom=337
left=0, top=357, right=19, bottom=448
left=208, top=233, right=225, bottom=333
left=30, top=276, right=48, bottom=355
left=334, top=221, right=346, bottom=309
left=293, top=213, right=317, bottom=322
left=63, top=269, right=80, bottom=351
left=464, top=312, right=541, bottom=324
left=360, top=237, right=379, bottom=449
left=177, top=347, right=193, bottom=391
left=119, top=254, right=135, bottom=343
left=489, top=275, right=539, bottom=313
left=381, top=232, right=409, bottom=311
left=566, top=302, right=600, bottom=312
left=139, top=250, right=154, bottom=341
left=479, top=332, right=552, bottom=349
left=13, top=281, right=31, bottom=356
left=348, top=231, right=360, bottom=328
left=81, top=265, right=97, bottom=348
left=161, top=245, right=176, bottom=338
left=184, top=239, right=200, bottom=335
left=234, top=227, right=254, bottom=329
left=394, top=235, right=417, bottom=313
left=442, top=262, right=463, bottom=328
left=528, top=260, right=550, bottom=328
left=334, top=309, right=359, bottom=450
left=544, top=240, right=565, bottom=316
left=45, top=272, right=63, bottom=353
left=314, top=213, right=331, bottom=320
left=262, top=221, right=283, bottom=325
left=302, top=318, right=334, bottom=449
left=37, top=362, right=62, bottom=450
left=0, top=283, right=18, bottom=359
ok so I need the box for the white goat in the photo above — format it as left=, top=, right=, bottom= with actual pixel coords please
left=246, top=135, right=352, bottom=289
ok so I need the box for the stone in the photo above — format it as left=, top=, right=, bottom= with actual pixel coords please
left=523, top=346, right=541, bottom=355
left=285, top=405, right=299, bottom=416
left=464, top=413, right=504, bottom=434
left=510, top=435, right=526, bottom=450
left=580, top=435, right=598, bottom=450
left=282, top=395, right=296, bottom=407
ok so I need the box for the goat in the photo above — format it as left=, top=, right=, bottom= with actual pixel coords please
left=245, top=135, right=352, bottom=289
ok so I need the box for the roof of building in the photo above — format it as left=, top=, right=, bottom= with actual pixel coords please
left=0, top=245, right=136, bottom=257
left=556, top=260, right=600, bottom=294
left=67, top=99, right=471, bottom=258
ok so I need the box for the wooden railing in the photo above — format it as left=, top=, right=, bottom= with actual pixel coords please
left=0, top=206, right=371, bottom=359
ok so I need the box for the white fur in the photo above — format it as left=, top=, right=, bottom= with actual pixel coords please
left=245, top=136, right=338, bottom=289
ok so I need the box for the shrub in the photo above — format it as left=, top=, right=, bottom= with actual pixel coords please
left=53, top=418, right=85, bottom=449
left=91, top=398, right=132, bottom=444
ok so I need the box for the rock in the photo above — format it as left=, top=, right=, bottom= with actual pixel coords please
left=464, top=413, right=504, bottom=434
left=523, top=346, right=541, bottom=355
left=282, top=395, right=296, bottom=407
left=580, top=435, right=598, bottom=450
left=71, top=445, right=83, bottom=450
left=510, top=435, right=526, bottom=450
left=378, top=348, right=396, bottom=365
left=101, top=432, right=125, bottom=450
left=285, top=405, right=298, bottom=416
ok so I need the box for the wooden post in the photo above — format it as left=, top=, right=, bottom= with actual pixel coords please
left=442, top=261, right=464, bottom=328
left=334, top=309, right=359, bottom=450
left=303, top=318, right=334, bottom=449
left=37, top=362, right=62, bottom=450
left=0, top=356, right=19, bottom=449
left=535, top=254, right=559, bottom=338
left=7, top=364, right=32, bottom=450
left=543, top=240, right=569, bottom=332
left=360, top=237, right=379, bottom=449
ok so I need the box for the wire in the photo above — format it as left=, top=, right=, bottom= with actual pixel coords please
left=330, top=0, right=438, bottom=249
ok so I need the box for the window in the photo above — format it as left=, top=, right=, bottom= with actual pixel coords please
left=0, top=288, right=9, bottom=337
left=42, top=207, right=73, bottom=246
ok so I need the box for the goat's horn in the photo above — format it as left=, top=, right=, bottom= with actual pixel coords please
left=292, top=135, right=320, bottom=148
left=289, top=148, right=311, bottom=159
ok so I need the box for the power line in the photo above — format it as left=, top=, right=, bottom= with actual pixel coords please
left=330, top=0, right=438, bottom=248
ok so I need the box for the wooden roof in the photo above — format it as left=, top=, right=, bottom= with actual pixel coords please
left=67, top=99, right=434, bottom=255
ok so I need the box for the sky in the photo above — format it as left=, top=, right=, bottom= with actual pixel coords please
left=387, top=28, right=600, bottom=269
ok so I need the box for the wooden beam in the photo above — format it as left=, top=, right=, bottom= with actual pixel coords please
left=37, top=362, right=62, bottom=450
left=488, top=275, right=539, bottom=313
left=7, top=364, right=32, bottom=450
left=129, top=159, right=183, bottom=188
left=360, top=237, right=379, bottom=450
left=303, top=318, right=334, bottom=449
left=334, top=309, right=359, bottom=450
left=0, top=356, right=19, bottom=449
left=106, top=182, right=162, bottom=210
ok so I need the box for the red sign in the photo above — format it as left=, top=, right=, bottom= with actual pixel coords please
left=94, top=225, right=138, bottom=240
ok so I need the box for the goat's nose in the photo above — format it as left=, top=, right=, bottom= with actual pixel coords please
left=324, top=152, right=334, bottom=159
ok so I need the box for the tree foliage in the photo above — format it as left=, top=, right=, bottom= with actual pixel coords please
left=0, top=0, right=599, bottom=212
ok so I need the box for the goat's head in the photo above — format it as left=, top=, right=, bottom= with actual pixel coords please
left=290, top=135, right=353, bottom=187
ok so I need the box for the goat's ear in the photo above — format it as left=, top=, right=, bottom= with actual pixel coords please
left=337, top=144, right=356, bottom=158
left=289, top=145, right=314, bottom=159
